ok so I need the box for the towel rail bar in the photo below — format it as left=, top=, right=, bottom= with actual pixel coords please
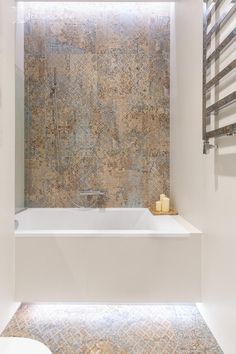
left=206, top=0, right=224, bottom=21
left=206, top=91, right=236, bottom=115
left=206, top=3, right=236, bottom=44
left=206, top=59, right=236, bottom=90
left=206, top=29, right=236, bottom=65
left=206, top=123, right=236, bottom=139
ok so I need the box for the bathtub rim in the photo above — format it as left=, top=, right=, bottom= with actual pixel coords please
left=15, top=212, right=202, bottom=238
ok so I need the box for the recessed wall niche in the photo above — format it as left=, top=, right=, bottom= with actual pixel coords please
left=21, top=2, right=170, bottom=207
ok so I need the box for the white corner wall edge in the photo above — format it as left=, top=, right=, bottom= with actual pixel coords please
left=0, top=303, right=21, bottom=334
left=15, top=1, right=25, bottom=214
left=171, top=1, right=236, bottom=353
left=0, top=0, right=16, bottom=333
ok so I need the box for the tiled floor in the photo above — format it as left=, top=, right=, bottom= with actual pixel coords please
left=2, top=304, right=223, bottom=354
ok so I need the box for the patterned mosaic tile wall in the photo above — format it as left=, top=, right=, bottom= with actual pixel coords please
left=24, top=3, right=170, bottom=207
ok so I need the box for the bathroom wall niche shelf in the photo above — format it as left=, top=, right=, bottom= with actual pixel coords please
left=203, top=0, right=236, bottom=154
left=149, top=207, right=178, bottom=216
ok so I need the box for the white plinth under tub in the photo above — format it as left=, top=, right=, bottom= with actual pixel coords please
left=15, top=208, right=202, bottom=302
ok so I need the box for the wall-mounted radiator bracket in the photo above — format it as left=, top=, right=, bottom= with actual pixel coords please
left=203, top=140, right=218, bottom=155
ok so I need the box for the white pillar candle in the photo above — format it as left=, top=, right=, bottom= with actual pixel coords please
left=160, top=194, right=166, bottom=202
left=162, top=197, right=170, bottom=212
left=155, top=201, right=162, bottom=212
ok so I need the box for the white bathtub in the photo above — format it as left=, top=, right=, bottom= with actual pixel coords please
left=15, top=208, right=202, bottom=303
left=15, top=208, right=199, bottom=237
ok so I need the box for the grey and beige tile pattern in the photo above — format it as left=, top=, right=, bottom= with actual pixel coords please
left=23, top=3, right=170, bottom=208
left=2, top=304, right=223, bottom=354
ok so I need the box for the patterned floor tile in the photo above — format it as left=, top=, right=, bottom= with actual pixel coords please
left=2, top=304, right=223, bottom=354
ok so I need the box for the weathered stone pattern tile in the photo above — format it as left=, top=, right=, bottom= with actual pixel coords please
left=2, top=304, right=223, bottom=354
left=24, top=3, right=170, bottom=207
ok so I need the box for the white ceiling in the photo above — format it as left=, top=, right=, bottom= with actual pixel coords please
left=16, top=0, right=177, bottom=2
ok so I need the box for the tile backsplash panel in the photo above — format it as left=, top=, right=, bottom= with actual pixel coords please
left=24, top=3, right=170, bottom=207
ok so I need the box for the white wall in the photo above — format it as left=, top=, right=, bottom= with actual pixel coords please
left=15, top=2, right=25, bottom=212
left=170, top=0, right=204, bottom=228
left=0, top=0, right=18, bottom=332
left=171, top=1, right=236, bottom=353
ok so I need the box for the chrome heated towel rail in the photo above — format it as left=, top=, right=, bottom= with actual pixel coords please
left=203, top=0, right=236, bottom=154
